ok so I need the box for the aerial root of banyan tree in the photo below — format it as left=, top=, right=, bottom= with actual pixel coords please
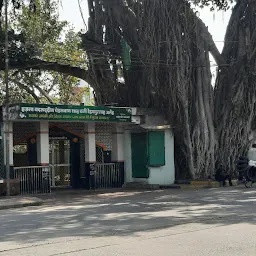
left=214, top=0, right=256, bottom=175
left=83, top=0, right=256, bottom=179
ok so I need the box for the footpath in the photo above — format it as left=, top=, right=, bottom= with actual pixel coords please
left=0, top=188, right=128, bottom=210
left=0, top=180, right=240, bottom=211
left=0, top=196, right=43, bottom=210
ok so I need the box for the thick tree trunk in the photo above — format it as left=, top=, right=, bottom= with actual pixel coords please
left=84, top=0, right=217, bottom=179
left=214, top=0, right=256, bottom=175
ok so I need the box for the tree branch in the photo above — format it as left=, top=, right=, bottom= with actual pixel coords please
left=21, top=71, right=54, bottom=104
left=6, top=59, right=93, bottom=87
left=196, top=17, right=226, bottom=66
left=33, top=83, right=54, bottom=104
left=46, top=75, right=58, bottom=93
left=104, top=0, right=139, bottom=49
left=9, top=78, right=40, bottom=103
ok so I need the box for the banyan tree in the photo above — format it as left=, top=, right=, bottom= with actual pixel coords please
left=1, top=0, right=256, bottom=179
left=83, top=0, right=256, bottom=179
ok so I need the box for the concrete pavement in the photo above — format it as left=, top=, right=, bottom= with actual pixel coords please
left=0, top=196, right=43, bottom=210
left=0, top=187, right=255, bottom=255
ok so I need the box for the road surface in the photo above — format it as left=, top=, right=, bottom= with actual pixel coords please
left=0, top=187, right=255, bottom=255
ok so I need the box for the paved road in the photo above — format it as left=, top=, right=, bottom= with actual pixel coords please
left=0, top=187, right=256, bottom=255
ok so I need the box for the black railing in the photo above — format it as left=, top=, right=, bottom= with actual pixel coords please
left=94, top=163, right=124, bottom=189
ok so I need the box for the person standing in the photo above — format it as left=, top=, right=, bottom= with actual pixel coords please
left=247, top=144, right=256, bottom=161
left=215, top=164, right=233, bottom=187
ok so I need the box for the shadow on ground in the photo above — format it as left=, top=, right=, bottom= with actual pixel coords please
left=0, top=186, right=255, bottom=244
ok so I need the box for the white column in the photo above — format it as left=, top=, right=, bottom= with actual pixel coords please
left=37, top=121, right=49, bottom=165
left=3, top=122, right=13, bottom=167
left=111, top=124, right=124, bottom=162
left=85, top=123, right=96, bottom=163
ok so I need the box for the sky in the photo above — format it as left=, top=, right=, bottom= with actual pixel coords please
left=59, top=0, right=89, bottom=33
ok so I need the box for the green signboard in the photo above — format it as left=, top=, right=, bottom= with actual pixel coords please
left=6, top=104, right=132, bottom=123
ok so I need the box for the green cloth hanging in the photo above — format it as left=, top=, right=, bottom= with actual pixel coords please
left=121, top=38, right=131, bottom=71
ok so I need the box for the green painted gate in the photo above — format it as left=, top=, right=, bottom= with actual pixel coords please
left=131, top=133, right=149, bottom=178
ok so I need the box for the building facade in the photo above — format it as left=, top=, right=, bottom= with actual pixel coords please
left=0, top=103, right=175, bottom=194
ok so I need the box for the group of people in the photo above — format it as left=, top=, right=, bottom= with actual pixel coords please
left=212, top=144, right=256, bottom=186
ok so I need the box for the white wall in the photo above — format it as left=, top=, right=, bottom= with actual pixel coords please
left=124, top=129, right=133, bottom=183
left=148, top=129, right=175, bottom=185
left=124, top=129, right=175, bottom=185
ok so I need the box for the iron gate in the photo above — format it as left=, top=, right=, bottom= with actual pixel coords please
left=94, top=163, right=124, bottom=189
left=49, top=140, right=71, bottom=187
left=14, top=166, right=51, bottom=194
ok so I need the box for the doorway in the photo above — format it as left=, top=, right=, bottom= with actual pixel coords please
left=49, top=139, right=71, bottom=188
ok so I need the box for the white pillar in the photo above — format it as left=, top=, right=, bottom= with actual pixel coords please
left=85, top=123, right=96, bottom=163
left=37, top=121, right=49, bottom=165
left=9, top=122, right=14, bottom=167
left=111, top=124, right=124, bottom=162
left=84, top=123, right=96, bottom=189
left=3, top=122, right=13, bottom=167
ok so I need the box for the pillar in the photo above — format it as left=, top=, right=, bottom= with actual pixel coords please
left=111, top=124, right=125, bottom=184
left=84, top=123, right=96, bottom=189
left=35, top=121, right=50, bottom=193
left=3, top=121, right=14, bottom=179
left=71, top=137, right=80, bottom=189
left=112, top=124, right=124, bottom=162
left=36, top=121, right=49, bottom=166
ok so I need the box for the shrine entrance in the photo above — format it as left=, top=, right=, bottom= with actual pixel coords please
left=2, top=103, right=133, bottom=194
left=49, top=139, right=71, bottom=188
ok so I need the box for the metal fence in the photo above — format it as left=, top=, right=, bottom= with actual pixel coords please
left=94, top=163, right=124, bottom=189
left=14, top=166, right=51, bottom=194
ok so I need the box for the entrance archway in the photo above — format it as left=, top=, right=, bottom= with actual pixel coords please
left=49, top=139, right=70, bottom=188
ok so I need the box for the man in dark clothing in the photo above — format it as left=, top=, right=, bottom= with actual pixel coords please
left=215, top=164, right=233, bottom=186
